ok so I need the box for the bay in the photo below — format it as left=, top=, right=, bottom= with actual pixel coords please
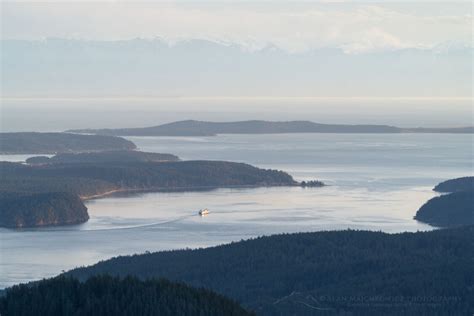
left=1, top=133, right=472, bottom=288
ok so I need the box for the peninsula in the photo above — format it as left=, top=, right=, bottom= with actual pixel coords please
left=415, top=177, right=474, bottom=227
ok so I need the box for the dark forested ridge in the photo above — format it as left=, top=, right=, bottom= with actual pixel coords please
left=67, top=120, right=474, bottom=136
left=433, top=176, right=474, bottom=193
left=67, top=226, right=474, bottom=315
left=0, top=192, right=89, bottom=228
left=0, top=275, right=254, bottom=316
left=414, top=177, right=474, bottom=228
left=0, top=160, right=299, bottom=228
left=0, top=132, right=136, bottom=154
left=26, top=150, right=180, bottom=165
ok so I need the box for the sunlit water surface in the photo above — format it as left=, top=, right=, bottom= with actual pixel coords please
left=1, top=133, right=472, bottom=288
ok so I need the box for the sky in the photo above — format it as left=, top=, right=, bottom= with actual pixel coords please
left=0, top=1, right=473, bottom=129
left=2, top=1, right=473, bottom=54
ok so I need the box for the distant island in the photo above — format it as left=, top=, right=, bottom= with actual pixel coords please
left=67, top=226, right=474, bottom=315
left=0, top=275, right=253, bottom=316
left=0, top=132, right=136, bottom=154
left=67, top=120, right=474, bottom=136
left=415, top=177, right=474, bottom=227
left=0, top=155, right=315, bottom=228
left=26, top=150, right=180, bottom=164
left=300, top=180, right=325, bottom=187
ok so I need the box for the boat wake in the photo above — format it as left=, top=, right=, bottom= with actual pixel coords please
left=82, top=213, right=199, bottom=232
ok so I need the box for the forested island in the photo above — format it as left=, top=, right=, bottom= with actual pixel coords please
left=26, top=150, right=179, bottom=165
left=0, top=132, right=136, bottom=154
left=0, top=275, right=253, bottom=316
left=0, top=159, right=302, bottom=228
left=67, top=226, right=474, bottom=315
left=433, top=176, right=474, bottom=193
left=68, top=120, right=474, bottom=136
left=300, top=180, right=325, bottom=187
left=0, top=192, right=88, bottom=228
left=2, top=160, right=297, bottom=193
left=415, top=177, right=474, bottom=227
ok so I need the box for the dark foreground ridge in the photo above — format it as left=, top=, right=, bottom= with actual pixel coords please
left=0, top=132, right=136, bottom=154
left=67, top=120, right=474, bottom=136
left=0, top=160, right=300, bottom=228
left=0, top=275, right=253, bottom=316
left=67, top=226, right=474, bottom=315
left=415, top=177, right=474, bottom=228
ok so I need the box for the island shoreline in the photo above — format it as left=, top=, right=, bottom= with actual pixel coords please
left=80, top=183, right=325, bottom=201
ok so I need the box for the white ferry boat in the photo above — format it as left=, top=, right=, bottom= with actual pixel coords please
left=199, top=209, right=210, bottom=216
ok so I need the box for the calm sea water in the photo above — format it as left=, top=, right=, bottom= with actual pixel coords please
left=0, top=133, right=472, bottom=288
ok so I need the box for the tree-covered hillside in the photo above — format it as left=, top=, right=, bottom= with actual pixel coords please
left=0, top=132, right=136, bottom=154
left=2, top=161, right=296, bottom=191
left=0, top=192, right=89, bottom=228
left=0, top=275, right=254, bottom=316
left=68, top=226, right=474, bottom=315
left=0, top=163, right=118, bottom=198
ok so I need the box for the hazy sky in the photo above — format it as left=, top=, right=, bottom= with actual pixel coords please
left=1, top=1, right=473, bottom=124
left=2, top=1, right=472, bottom=54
